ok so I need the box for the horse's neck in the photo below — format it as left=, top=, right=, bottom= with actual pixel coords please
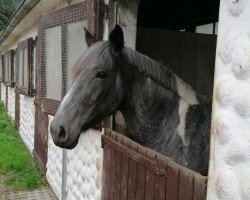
left=119, top=69, right=181, bottom=144
left=119, top=47, right=202, bottom=146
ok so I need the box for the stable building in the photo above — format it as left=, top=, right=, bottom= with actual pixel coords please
left=0, top=0, right=249, bottom=199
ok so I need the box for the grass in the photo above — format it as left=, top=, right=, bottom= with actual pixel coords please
left=0, top=101, right=46, bottom=190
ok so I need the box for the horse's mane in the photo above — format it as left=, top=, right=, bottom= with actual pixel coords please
left=72, top=41, right=204, bottom=105
left=123, top=47, right=199, bottom=105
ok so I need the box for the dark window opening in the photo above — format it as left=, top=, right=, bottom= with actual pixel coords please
left=136, top=0, right=219, bottom=96
left=137, top=0, right=220, bottom=33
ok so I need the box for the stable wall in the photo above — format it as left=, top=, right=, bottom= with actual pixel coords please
left=44, top=1, right=140, bottom=199
left=19, top=95, right=35, bottom=153
left=1, top=83, right=6, bottom=105
left=7, top=87, right=15, bottom=120
left=207, top=0, right=250, bottom=199
left=46, top=116, right=103, bottom=200
left=0, top=0, right=172, bottom=200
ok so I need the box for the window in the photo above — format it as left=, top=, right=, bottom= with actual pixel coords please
left=16, top=38, right=34, bottom=96
left=38, top=1, right=102, bottom=115
left=0, top=55, right=4, bottom=82
left=4, top=50, right=14, bottom=87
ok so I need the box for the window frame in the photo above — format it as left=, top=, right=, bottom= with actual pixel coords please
left=4, top=49, right=14, bottom=87
left=16, top=38, right=34, bottom=96
left=38, top=1, right=103, bottom=115
left=33, top=36, right=39, bottom=96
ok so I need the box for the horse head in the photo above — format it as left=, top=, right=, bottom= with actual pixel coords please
left=50, top=25, right=125, bottom=149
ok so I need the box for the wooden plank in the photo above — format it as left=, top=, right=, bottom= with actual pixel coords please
left=114, top=136, right=123, bottom=200
left=179, top=169, right=194, bottom=200
left=127, top=141, right=138, bottom=200
left=136, top=27, right=216, bottom=96
left=107, top=135, right=116, bottom=200
left=195, top=34, right=216, bottom=96
left=102, top=136, right=166, bottom=175
left=120, top=137, right=130, bottom=200
left=166, top=164, right=179, bottom=200
left=154, top=155, right=167, bottom=200
left=101, top=140, right=109, bottom=200
left=135, top=145, right=147, bottom=200
left=103, top=131, right=207, bottom=200
left=193, top=176, right=207, bottom=200
left=145, top=150, right=156, bottom=200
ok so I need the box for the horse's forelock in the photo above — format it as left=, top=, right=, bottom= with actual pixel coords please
left=72, top=56, right=84, bottom=80
left=71, top=41, right=111, bottom=80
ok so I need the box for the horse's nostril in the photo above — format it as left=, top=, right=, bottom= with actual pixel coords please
left=58, top=126, right=68, bottom=142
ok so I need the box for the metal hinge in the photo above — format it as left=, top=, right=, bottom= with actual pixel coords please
left=104, top=4, right=109, bottom=20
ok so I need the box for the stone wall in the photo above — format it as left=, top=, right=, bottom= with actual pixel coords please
left=19, top=95, right=35, bottom=153
left=207, top=0, right=250, bottom=199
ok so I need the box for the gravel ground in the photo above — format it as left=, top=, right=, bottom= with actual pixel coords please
left=0, top=175, right=58, bottom=200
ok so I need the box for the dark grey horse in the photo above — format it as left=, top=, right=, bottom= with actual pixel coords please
left=50, top=25, right=211, bottom=176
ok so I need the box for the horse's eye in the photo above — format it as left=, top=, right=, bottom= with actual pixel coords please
left=95, top=71, right=108, bottom=79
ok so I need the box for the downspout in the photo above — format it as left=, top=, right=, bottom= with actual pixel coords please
left=0, top=0, right=41, bottom=45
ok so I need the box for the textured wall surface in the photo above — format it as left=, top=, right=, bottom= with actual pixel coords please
left=47, top=115, right=63, bottom=200
left=46, top=115, right=103, bottom=200
left=19, top=95, right=35, bottom=153
left=1, top=84, right=6, bottom=105
left=207, top=0, right=250, bottom=199
left=65, top=130, right=103, bottom=200
left=7, top=87, right=15, bottom=120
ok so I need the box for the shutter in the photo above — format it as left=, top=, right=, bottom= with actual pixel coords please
left=16, top=38, right=34, bottom=96
left=4, top=50, right=14, bottom=87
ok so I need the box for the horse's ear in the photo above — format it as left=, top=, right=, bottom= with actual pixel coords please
left=84, top=27, right=97, bottom=47
left=109, top=25, right=124, bottom=54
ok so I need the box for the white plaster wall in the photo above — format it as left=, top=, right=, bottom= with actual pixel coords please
left=207, top=0, right=250, bottom=199
left=47, top=115, right=63, bottom=200
left=19, top=95, right=35, bottom=153
left=65, top=130, right=103, bottom=200
left=7, top=87, right=15, bottom=120
left=1, top=83, right=6, bottom=104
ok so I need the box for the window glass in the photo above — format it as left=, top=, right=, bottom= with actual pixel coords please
left=45, top=26, right=62, bottom=101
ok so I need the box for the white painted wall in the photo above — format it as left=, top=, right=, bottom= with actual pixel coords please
left=65, top=130, right=103, bottom=200
left=115, top=0, right=140, bottom=50
left=46, top=115, right=103, bottom=200
left=207, top=0, right=250, bottom=199
left=7, top=87, right=15, bottom=120
left=19, top=94, right=35, bottom=153
left=47, top=115, right=63, bottom=199
left=0, top=83, right=6, bottom=104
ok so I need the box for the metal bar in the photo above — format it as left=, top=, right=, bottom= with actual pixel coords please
left=61, top=149, right=67, bottom=200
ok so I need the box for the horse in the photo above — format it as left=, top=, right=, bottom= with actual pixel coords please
left=50, top=25, right=211, bottom=176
